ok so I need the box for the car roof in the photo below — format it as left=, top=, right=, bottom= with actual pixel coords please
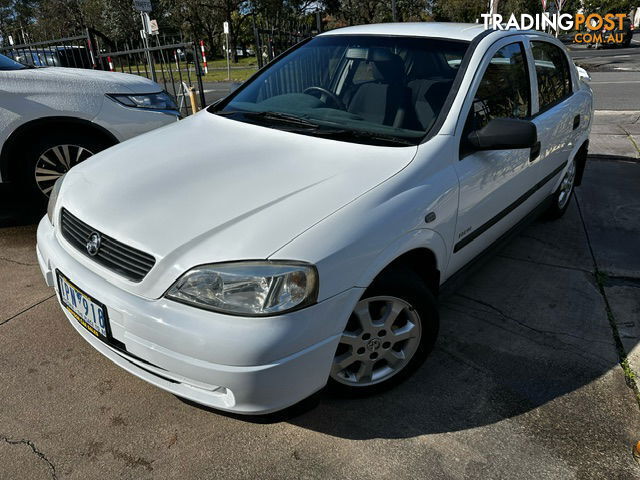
left=320, top=22, right=488, bottom=42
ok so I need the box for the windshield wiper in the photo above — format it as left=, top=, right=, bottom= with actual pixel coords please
left=304, top=128, right=417, bottom=147
left=217, top=110, right=320, bottom=128
left=217, top=110, right=416, bottom=146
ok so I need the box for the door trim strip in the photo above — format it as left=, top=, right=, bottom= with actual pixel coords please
left=453, top=160, right=567, bottom=253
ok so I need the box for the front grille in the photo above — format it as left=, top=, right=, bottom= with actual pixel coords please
left=60, top=208, right=155, bottom=282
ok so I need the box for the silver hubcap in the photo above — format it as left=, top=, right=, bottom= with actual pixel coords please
left=557, top=159, right=576, bottom=209
left=34, top=144, right=94, bottom=196
left=331, top=296, right=422, bottom=387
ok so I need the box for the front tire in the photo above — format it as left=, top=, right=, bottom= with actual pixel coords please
left=328, top=269, right=439, bottom=396
left=17, top=131, right=112, bottom=199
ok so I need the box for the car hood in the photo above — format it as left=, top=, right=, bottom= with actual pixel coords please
left=5, top=67, right=160, bottom=94
left=59, top=111, right=417, bottom=297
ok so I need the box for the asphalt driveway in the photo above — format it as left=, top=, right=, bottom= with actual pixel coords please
left=1, top=154, right=639, bottom=480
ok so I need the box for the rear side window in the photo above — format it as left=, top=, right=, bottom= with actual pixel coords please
left=531, top=41, right=572, bottom=112
left=467, top=42, right=531, bottom=131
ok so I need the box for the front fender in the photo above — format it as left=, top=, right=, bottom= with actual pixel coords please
left=354, top=228, right=448, bottom=290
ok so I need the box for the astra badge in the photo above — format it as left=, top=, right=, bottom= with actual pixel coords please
left=86, top=232, right=101, bottom=256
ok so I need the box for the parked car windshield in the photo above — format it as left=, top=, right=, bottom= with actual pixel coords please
left=0, top=53, right=27, bottom=70
left=214, top=35, right=469, bottom=146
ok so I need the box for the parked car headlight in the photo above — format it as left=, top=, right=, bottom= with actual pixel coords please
left=47, top=174, right=65, bottom=224
left=107, top=91, right=178, bottom=111
left=165, top=261, right=318, bottom=316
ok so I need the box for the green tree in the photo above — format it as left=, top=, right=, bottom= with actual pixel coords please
left=582, top=0, right=632, bottom=15
left=431, top=0, right=484, bottom=22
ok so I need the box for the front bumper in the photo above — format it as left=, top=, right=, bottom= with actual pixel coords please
left=36, top=217, right=362, bottom=414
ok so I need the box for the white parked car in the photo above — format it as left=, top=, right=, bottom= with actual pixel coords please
left=0, top=53, right=180, bottom=198
left=37, top=23, right=592, bottom=414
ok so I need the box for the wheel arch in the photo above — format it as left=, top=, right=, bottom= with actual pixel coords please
left=0, top=116, right=119, bottom=183
left=371, top=248, right=440, bottom=297
left=355, top=229, right=447, bottom=298
left=572, top=139, right=589, bottom=187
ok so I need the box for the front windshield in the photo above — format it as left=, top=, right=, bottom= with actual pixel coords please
left=0, top=53, right=27, bottom=71
left=215, top=35, right=469, bottom=145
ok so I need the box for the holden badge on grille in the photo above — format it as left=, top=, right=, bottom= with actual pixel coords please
left=86, top=232, right=101, bottom=256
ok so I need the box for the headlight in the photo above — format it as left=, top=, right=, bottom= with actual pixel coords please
left=165, top=261, right=318, bottom=316
left=107, top=91, right=178, bottom=111
left=47, top=174, right=65, bottom=224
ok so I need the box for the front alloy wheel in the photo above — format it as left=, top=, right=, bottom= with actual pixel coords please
left=331, top=296, right=422, bottom=387
left=35, top=144, right=94, bottom=196
left=18, top=130, right=112, bottom=200
left=329, top=269, right=439, bottom=395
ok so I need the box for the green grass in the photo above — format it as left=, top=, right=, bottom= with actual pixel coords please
left=112, top=55, right=260, bottom=84
left=200, top=67, right=257, bottom=82
left=206, top=56, right=258, bottom=68
left=594, top=269, right=640, bottom=408
left=200, top=56, right=259, bottom=82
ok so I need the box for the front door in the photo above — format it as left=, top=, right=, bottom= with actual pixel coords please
left=446, top=38, right=536, bottom=277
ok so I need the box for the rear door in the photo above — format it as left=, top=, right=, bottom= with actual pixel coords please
left=446, top=37, right=537, bottom=277
left=525, top=37, right=582, bottom=198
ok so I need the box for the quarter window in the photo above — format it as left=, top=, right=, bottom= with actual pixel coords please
left=531, top=41, right=572, bottom=112
left=467, top=42, right=530, bottom=131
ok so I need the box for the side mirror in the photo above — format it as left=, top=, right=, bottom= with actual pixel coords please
left=467, top=118, right=537, bottom=151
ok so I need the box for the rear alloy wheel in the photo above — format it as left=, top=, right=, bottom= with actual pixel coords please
left=329, top=269, right=439, bottom=395
left=557, top=158, right=576, bottom=210
left=546, top=158, right=576, bottom=219
left=34, top=144, right=94, bottom=196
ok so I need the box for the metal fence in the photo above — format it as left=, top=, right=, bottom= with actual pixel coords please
left=253, top=28, right=313, bottom=69
left=0, top=31, right=96, bottom=69
left=0, top=26, right=316, bottom=115
left=0, top=30, right=207, bottom=117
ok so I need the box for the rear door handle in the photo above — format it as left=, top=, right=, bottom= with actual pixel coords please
left=573, top=115, right=580, bottom=130
left=530, top=141, right=541, bottom=162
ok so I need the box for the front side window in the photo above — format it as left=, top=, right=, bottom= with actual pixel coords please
left=466, top=42, right=531, bottom=132
left=213, top=35, right=469, bottom=146
left=531, top=41, right=572, bottom=112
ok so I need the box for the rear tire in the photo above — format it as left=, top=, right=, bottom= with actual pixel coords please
left=545, top=157, right=576, bottom=220
left=17, top=131, right=112, bottom=200
left=328, top=269, right=439, bottom=396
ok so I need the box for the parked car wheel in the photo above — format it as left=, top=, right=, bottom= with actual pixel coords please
left=328, top=269, right=439, bottom=395
left=546, top=158, right=577, bottom=219
left=19, top=132, right=111, bottom=199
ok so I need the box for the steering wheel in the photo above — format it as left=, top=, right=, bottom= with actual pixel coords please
left=303, top=86, right=346, bottom=110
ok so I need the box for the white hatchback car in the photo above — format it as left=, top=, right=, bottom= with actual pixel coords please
left=0, top=53, right=180, bottom=198
left=37, top=23, right=592, bottom=414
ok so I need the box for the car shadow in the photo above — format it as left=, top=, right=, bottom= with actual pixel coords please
left=0, top=184, right=46, bottom=228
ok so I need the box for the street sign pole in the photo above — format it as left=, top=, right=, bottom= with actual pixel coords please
left=224, top=21, right=230, bottom=81
left=140, top=13, right=156, bottom=81
left=133, top=0, right=156, bottom=82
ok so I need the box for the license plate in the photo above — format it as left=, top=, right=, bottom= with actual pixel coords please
left=57, top=271, right=110, bottom=340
